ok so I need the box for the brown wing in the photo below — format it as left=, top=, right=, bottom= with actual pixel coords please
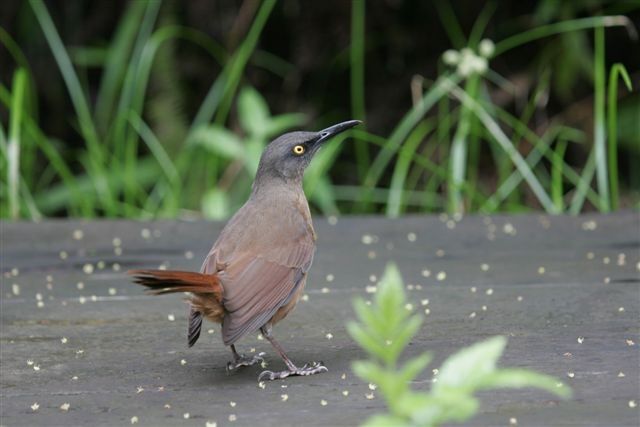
left=217, top=241, right=314, bottom=345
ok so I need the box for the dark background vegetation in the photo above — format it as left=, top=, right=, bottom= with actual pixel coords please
left=1, top=0, right=639, bottom=218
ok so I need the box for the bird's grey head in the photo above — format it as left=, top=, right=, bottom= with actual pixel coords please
left=254, top=120, right=361, bottom=187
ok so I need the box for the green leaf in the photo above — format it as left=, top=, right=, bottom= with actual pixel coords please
left=413, top=390, right=480, bottom=425
left=201, top=188, right=230, bottom=220
left=353, top=362, right=410, bottom=407
left=353, top=298, right=388, bottom=339
left=386, top=314, right=422, bottom=363
left=376, top=263, right=405, bottom=323
left=362, top=414, right=410, bottom=427
left=435, top=336, right=506, bottom=390
left=346, top=322, right=391, bottom=363
left=479, top=368, right=572, bottom=399
left=264, top=113, right=306, bottom=137
left=348, top=265, right=572, bottom=427
left=307, top=175, right=338, bottom=215
left=399, top=352, right=432, bottom=383
left=238, top=86, right=270, bottom=137
left=245, top=137, right=265, bottom=175
left=352, top=360, right=383, bottom=384
left=191, top=125, right=245, bottom=159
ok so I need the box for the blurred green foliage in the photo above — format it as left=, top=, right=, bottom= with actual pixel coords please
left=347, top=263, right=571, bottom=427
left=0, top=0, right=638, bottom=219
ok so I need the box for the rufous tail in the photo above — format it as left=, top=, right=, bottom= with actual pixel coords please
left=129, top=269, right=223, bottom=347
left=129, top=269, right=222, bottom=297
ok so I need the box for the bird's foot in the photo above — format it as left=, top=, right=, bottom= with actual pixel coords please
left=258, top=361, right=328, bottom=381
left=227, top=352, right=265, bottom=373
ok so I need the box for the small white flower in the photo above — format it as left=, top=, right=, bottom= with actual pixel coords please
left=479, top=39, right=495, bottom=57
left=442, top=49, right=460, bottom=65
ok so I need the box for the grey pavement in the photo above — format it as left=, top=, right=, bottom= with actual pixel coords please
left=1, top=213, right=639, bottom=426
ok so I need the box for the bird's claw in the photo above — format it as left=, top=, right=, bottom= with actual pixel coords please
left=257, top=361, right=328, bottom=381
left=226, top=352, right=265, bottom=373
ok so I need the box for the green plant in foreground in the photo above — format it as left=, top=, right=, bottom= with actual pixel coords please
left=347, top=263, right=571, bottom=427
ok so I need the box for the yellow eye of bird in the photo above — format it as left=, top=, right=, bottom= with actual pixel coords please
left=292, top=145, right=305, bottom=155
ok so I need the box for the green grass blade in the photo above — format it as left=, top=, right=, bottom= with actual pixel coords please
left=128, top=112, right=181, bottom=187
left=113, top=0, right=161, bottom=213
left=128, top=112, right=182, bottom=216
left=251, top=50, right=294, bottom=77
left=593, top=26, right=609, bottom=211
left=360, top=73, right=462, bottom=208
left=434, top=0, right=466, bottom=49
left=333, top=185, right=442, bottom=209
left=350, top=0, right=369, bottom=181
left=0, top=26, right=38, bottom=118
left=495, top=16, right=637, bottom=56
left=95, top=0, right=147, bottom=130
left=0, top=84, right=92, bottom=216
left=0, top=126, right=42, bottom=220
left=481, top=126, right=560, bottom=213
left=29, top=0, right=115, bottom=214
left=468, top=1, right=496, bottom=47
left=387, top=120, right=434, bottom=217
left=552, top=138, right=569, bottom=212
left=29, top=0, right=103, bottom=163
left=34, top=157, right=160, bottom=214
left=132, top=26, right=226, bottom=137
left=607, top=63, right=633, bottom=210
left=484, top=104, right=601, bottom=211
left=446, top=80, right=557, bottom=213
left=449, top=76, right=479, bottom=214
left=8, top=69, right=27, bottom=219
left=570, top=150, right=596, bottom=214
left=214, top=0, right=277, bottom=125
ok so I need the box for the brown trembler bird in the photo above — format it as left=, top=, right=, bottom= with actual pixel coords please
left=130, top=120, right=361, bottom=381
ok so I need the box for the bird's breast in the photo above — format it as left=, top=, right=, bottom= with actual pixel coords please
left=214, top=189, right=315, bottom=263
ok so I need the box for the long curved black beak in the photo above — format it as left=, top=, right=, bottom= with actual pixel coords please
left=316, top=120, right=362, bottom=144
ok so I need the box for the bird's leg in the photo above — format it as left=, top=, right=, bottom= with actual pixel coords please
left=226, top=344, right=264, bottom=373
left=257, top=325, right=328, bottom=381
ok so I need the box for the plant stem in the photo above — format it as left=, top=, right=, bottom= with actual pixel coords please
left=607, top=64, right=632, bottom=210
left=350, top=0, right=369, bottom=181
left=593, top=25, right=609, bottom=212
left=8, top=69, right=27, bottom=219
